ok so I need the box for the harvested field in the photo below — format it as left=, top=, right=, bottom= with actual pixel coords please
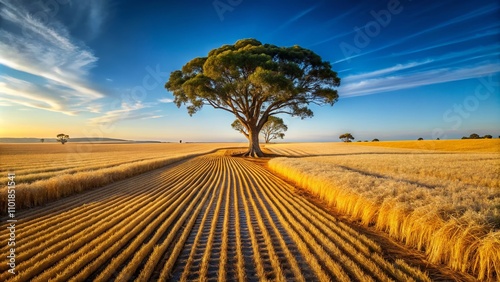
left=266, top=142, right=500, bottom=280
left=352, top=139, right=500, bottom=153
left=0, top=151, right=432, bottom=281
left=0, top=143, right=242, bottom=212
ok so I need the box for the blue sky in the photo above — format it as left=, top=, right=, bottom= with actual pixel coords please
left=0, top=0, right=499, bottom=142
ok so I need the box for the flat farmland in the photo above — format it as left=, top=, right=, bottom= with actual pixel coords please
left=0, top=143, right=243, bottom=212
left=0, top=141, right=497, bottom=281
left=0, top=151, right=432, bottom=281
left=266, top=140, right=500, bottom=280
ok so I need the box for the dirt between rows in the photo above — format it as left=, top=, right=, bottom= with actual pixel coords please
left=226, top=148, right=476, bottom=282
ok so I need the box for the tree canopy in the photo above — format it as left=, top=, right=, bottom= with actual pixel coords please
left=339, top=133, right=354, bottom=142
left=462, top=133, right=492, bottom=139
left=165, top=38, right=340, bottom=157
left=56, top=133, right=69, bottom=145
left=232, top=116, right=287, bottom=144
left=261, top=116, right=287, bottom=143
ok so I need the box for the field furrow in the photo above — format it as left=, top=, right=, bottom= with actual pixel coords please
left=1, top=151, right=432, bottom=281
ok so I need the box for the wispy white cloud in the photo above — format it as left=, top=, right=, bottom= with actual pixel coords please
left=89, top=101, right=146, bottom=125
left=340, top=63, right=500, bottom=98
left=158, top=98, right=174, bottom=103
left=390, top=24, right=500, bottom=58
left=89, top=102, right=162, bottom=125
left=274, top=4, right=319, bottom=32
left=87, top=0, right=107, bottom=39
left=0, top=75, right=77, bottom=115
left=143, top=115, right=163, bottom=120
left=0, top=0, right=105, bottom=115
left=343, top=60, right=433, bottom=82
left=335, top=4, right=499, bottom=63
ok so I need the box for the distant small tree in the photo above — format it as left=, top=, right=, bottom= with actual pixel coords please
left=339, top=133, right=354, bottom=142
left=418, top=137, right=424, bottom=141
left=260, top=116, right=287, bottom=143
left=40, top=138, right=44, bottom=143
left=461, top=136, right=468, bottom=139
left=372, top=138, right=379, bottom=142
left=483, top=134, right=492, bottom=139
left=232, top=116, right=288, bottom=144
left=56, top=133, right=69, bottom=145
left=436, top=138, right=440, bottom=140
left=469, top=133, right=480, bottom=139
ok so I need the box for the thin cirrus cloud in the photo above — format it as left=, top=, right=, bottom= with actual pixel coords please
left=343, top=60, right=433, bottom=82
left=390, top=24, right=500, bottom=58
left=0, top=0, right=106, bottom=115
left=88, top=101, right=156, bottom=125
left=334, top=4, right=499, bottom=63
left=340, top=63, right=500, bottom=98
left=158, top=98, right=174, bottom=103
left=273, top=4, right=319, bottom=33
left=340, top=43, right=500, bottom=97
left=0, top=75, right=77, bottom=115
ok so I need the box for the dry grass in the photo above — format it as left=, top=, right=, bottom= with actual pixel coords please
left=266, top=141, right=500, bottom=280
left=0, top=143, right=243, bottom=213
left=0, top=152, right=431, bottom=281
left=354, top=139, right=500, bottom=153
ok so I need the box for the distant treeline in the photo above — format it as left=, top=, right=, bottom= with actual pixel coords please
left=461, top=133, right=495, bottom=139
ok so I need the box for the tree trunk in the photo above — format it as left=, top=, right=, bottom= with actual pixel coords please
left=244, top=128, right=264, bottom=157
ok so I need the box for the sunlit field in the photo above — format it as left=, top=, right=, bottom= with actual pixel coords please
left=0, top=140, right=497, bottom=280
left=0, top=143, right=243, bottom=212
left=0, top=150, right=432, bottom=281
left=354, top=139, right=500, bottom=153
left=266, top=141, right=500, bottom=280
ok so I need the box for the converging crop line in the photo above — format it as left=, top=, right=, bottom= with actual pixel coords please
left=0, top=151, right=436, bottom=282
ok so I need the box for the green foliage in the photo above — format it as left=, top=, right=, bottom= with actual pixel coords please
left=418, top=137, right=424, bottom=141
left=339, top=133, right=354, bottom=142
left=372, top=139, right=379, bottom=142
left=232, top=116, right=288, bottom=143
left=231, top=119, right=247, bottom=136
left=166, top=38, right=340, bottom=156
left=462, top=133, right=493, bottom=139
left=56, top=133, right=69, bottom=145
left=261, top=116, right=288, bottom=143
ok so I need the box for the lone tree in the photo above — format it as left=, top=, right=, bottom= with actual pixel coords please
left=165, top=38, right=340, bottom=157
left=232, top=116, right=288, bottom=144
left=261, top=116, right=288, bottom=143
left=339, top=133, right=354, bottom=142
left=40, top=138, right=44, bottom=143
left=56, top=133, right=69, bottom=145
